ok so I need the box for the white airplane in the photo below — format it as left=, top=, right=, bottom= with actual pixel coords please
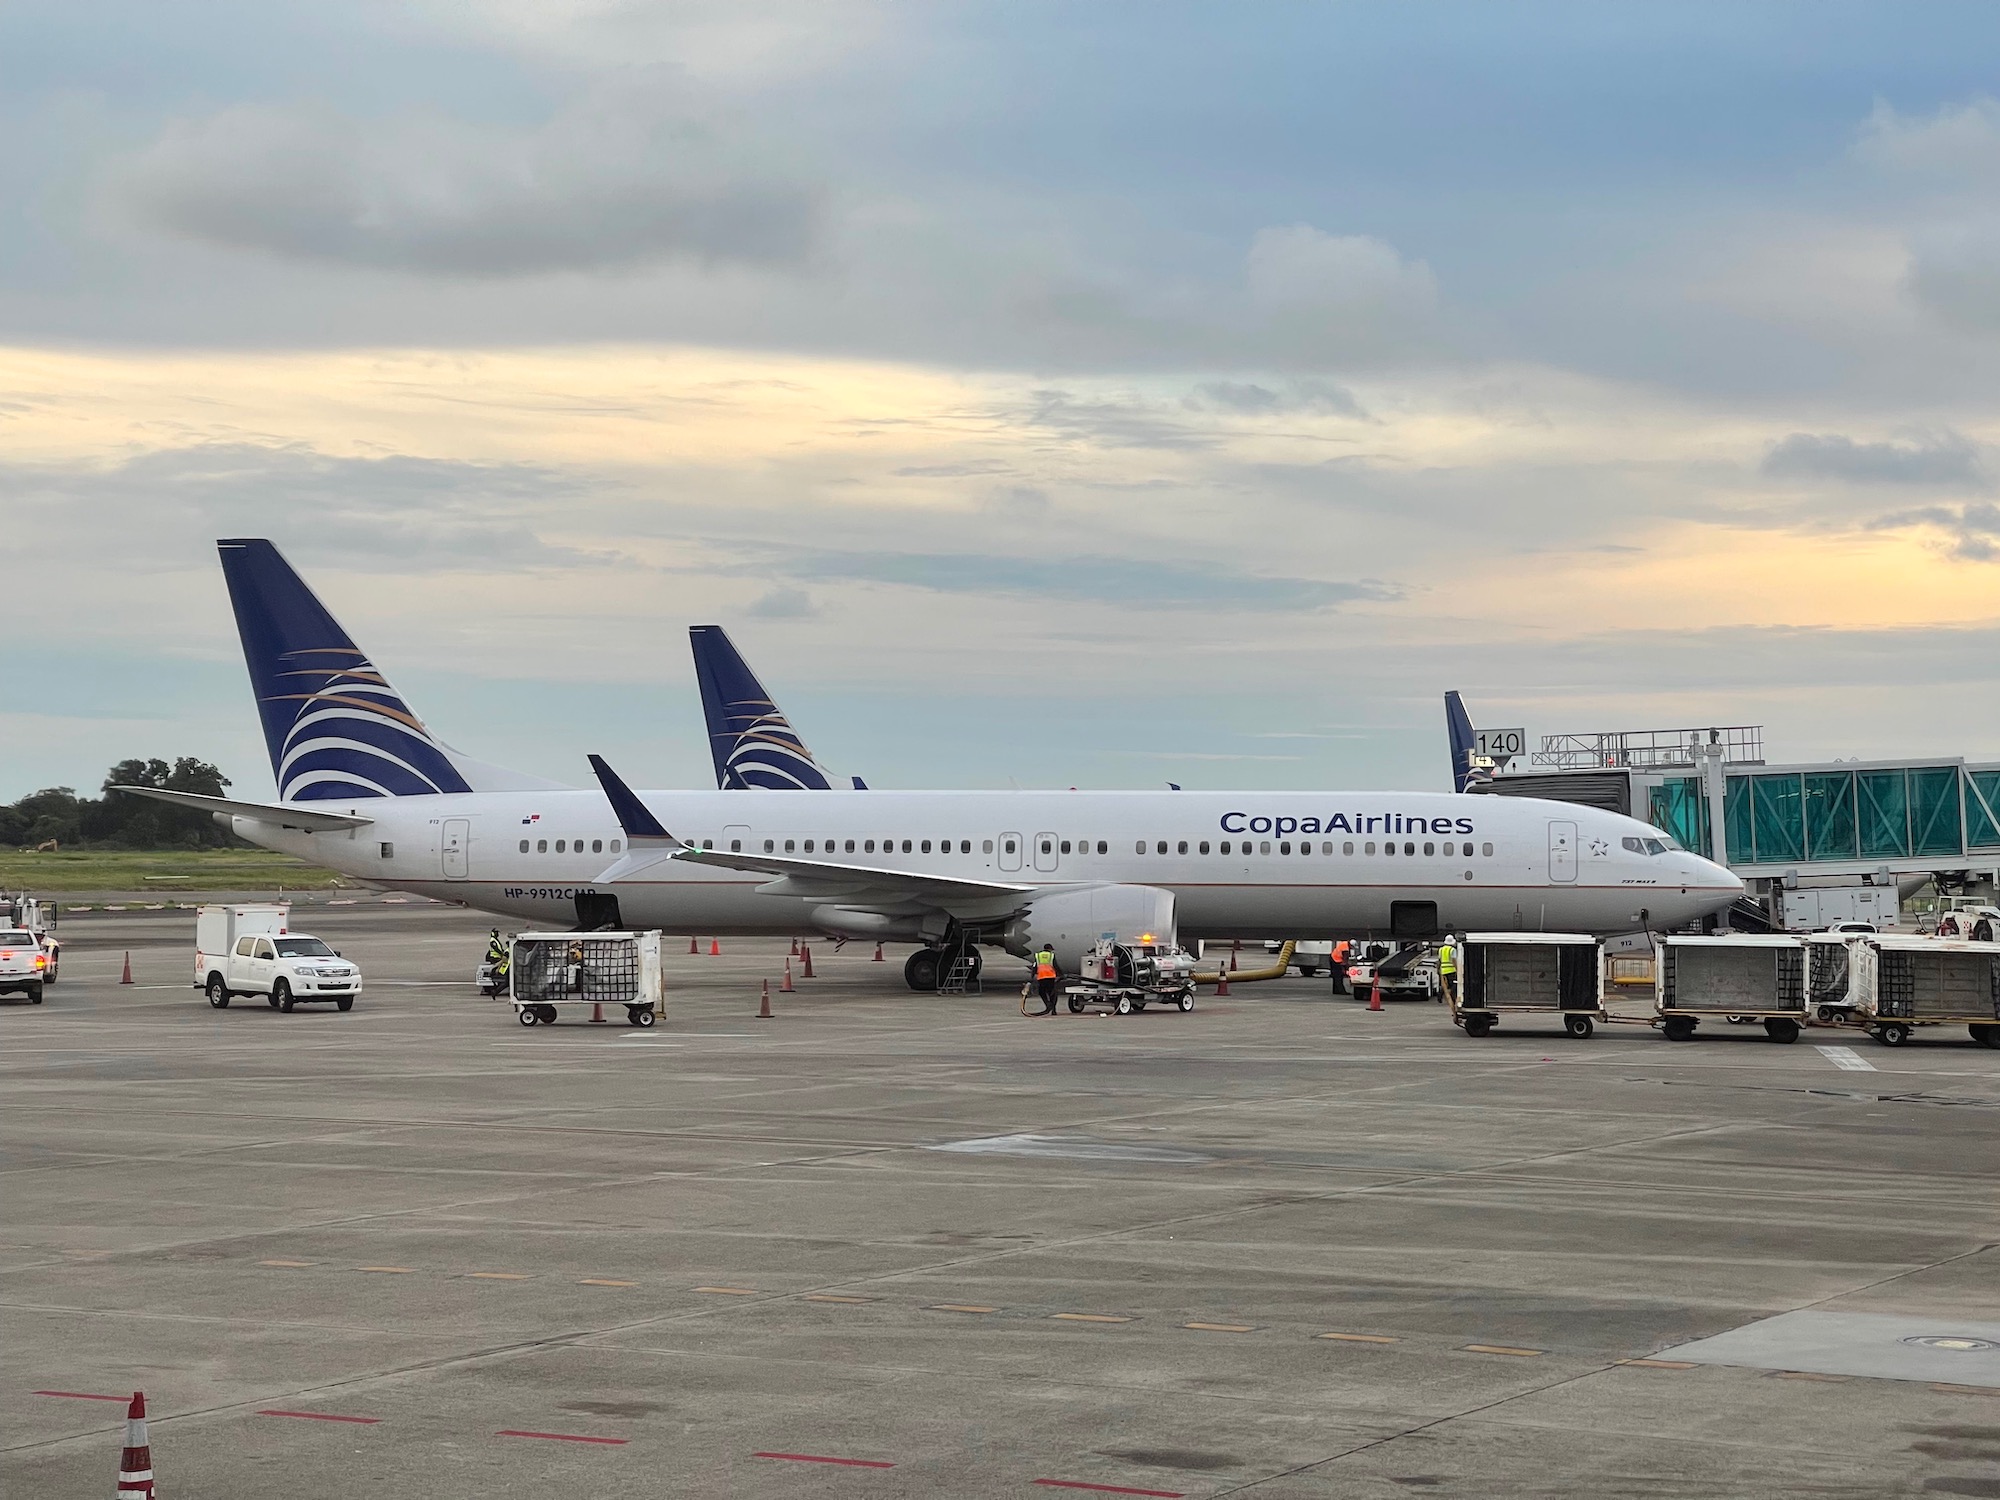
left=119, top=540, right=1744, bottom=990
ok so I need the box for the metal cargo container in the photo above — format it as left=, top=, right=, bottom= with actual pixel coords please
left=1850, top=935, right=2000, bottom=1048
left=1652, top=934, right=1806, bottom=1043
left=1452, top=932, right=1603, bottom=1039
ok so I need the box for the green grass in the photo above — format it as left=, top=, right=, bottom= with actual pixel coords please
left=0, top=847, right=352, bottom=892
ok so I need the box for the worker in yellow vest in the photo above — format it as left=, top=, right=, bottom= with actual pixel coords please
left=1034, top=944, right=1060, bottom=1015
left=1437, top=938, right=1457, bottom=1004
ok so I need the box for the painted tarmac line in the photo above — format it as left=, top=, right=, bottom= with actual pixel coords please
left=693, top=1285, right=759, bottom=1296
left=1462, top=1344, right=1546, bottom=1357
left=1317, top=1332, right=1399, bottom=1344
left=929, top=1304, right=998, bottom=1314
left=357, top=1266, right=415, bottom=1274
left=1032, top=1481, right=1186, bottom=1497
left=754, top=1452, right=896, bottom=1469
left=496, top=1430, right=629, bottom=1445
left=579, top=1278, right=635, bottom=1287
left=257, top=1410, right=381, bottom=1424
left=1817, top=1045, right=1877, bottom=1071
left=468, top=1272, right=532, bottom=1280
left=1053, top=1312, right=1135, bottom=1323
left=33, top=1390, right=126, bottom=1402
left=259, top=1259, right=315, bottom=1267
left=1620, top=1358, right=1697, bottom=1369
left=1183, top=1322, right=1255, bottom=1333
left=804, top=1294, right=877, bottom=1304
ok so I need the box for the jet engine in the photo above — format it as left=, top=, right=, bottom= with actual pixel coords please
left=1002, top=883, right=1178, bottom=971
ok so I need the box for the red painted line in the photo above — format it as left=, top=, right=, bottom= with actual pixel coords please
left=257, top=1410, right=381, bottom=1424
left=1033, top=1483, right=1186, bottom=1498
left=33, top=1390, right=126, bottom=1402
left=754, top=1451, right=896, bottom=1469
left=496, top=1429, right=628, bottom=1446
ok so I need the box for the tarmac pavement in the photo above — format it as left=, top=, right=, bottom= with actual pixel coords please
left=7, top=906, right=2000, bottom=1497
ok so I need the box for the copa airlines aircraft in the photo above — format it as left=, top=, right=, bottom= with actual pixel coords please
left=120, top=540, right=1744, bottom=990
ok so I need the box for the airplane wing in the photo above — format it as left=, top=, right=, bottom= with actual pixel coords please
left=110, top=785, right=374, bottom=832
left=586, top=755, right=1031, bottom=908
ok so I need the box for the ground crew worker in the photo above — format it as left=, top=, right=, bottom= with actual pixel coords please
left=1437, top=938, right=1457, bottom=1004
left=1034, top=944, right=1060, bottom=1015
left=485, top=929, right=506, bottom=965
left=1330, top=939, right=1351, bottom=995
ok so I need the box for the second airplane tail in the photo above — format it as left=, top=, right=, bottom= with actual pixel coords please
left=689, top=624, right=836, bottom=790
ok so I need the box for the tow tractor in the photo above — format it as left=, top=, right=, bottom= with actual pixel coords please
left=1063, top=934, right=1197, bottom=1015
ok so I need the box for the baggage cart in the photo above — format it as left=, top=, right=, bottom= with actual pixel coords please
left=1653, top=934, right=1805, bottom=1043
left=1805, top=931, right=1864, bottom=1025
left=509, top=931, right=662, bottom=1027
left=1451, top=932, right=1602, bottom=1039
left=1848, top=934, right=2000, bottom=1048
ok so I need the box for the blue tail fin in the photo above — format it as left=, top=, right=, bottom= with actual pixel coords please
left=688, top=625, right=835, bottom=790
left=1445, top=690, right=1482, bottom=793
left=218, top=539, right=557, bottom=801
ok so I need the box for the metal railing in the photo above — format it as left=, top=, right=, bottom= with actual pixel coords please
left=1530, top=725, right=1763, bottom=771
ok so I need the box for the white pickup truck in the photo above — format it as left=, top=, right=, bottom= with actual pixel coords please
left=195, top=903, right=363, bottom=1013
left=0, top=928, right=48, bottom=1003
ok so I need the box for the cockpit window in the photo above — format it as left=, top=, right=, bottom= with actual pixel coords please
left=1623, top=836, right=1673, bottom=856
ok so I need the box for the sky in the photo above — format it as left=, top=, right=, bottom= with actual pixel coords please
left=8, top=1, right=2000, bottom=800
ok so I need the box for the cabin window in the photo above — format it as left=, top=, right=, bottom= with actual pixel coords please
left=804, top=839, right=815, bottom=853
left=1177, top=840, right=1188, bottom=854
left=593, top=839, right=603, bottom=854
left=1259, top=840, right=1271, bottom=854
left=901, top=839, right=913, bottom=853
left=960, top=840, right=972, bottom=853
left=702, top=839, right=714, bottom=850
left=1040, top=839, right=1053, bottom=855
left=1404, top=841, right=1415, bottom=855
left=1364, top=842, right=1375, bottom=855
left=555, top=839, right=566, bottom=853
left=845, top=839, right=855, bottom=853
left=729, top=839, right=741, bottom=853
left=537, top=839, right=547, bottom=853
left=984, top=839, right=994, bottom=853
left=609, top=839, right=621, bottom=853
left=1482, top=842, right=1494, bottom=856
left=1156, top=840, right=1168, bottom=855
left=1279, top=841, right=1291, bottom=855
left=784, top=839, right=795, bottom=853
left=1344, top=841, right=1354, bottom=854
left=379, top=842, right=393, bottom=859
left=1300, top=842, right=1311, bottom=856
left=519, top=839, right=529, bottom=853
left=1424, top=842, right=1434, bottom=856
left=1441, top=841, right=1453, bottom=856
left=1060, top=840, right=1071, bottom=854
left=1095, top=840, right=1107, bottom=854
left=921, top=839, right=932, bottom=854
left=1199, top=840, right=1210, bottom=854
left=863, top=839, right=874, bottom=852
left=1220, top=840, right=1231, bottom=854
left=765, top=839, right=776, bottom=853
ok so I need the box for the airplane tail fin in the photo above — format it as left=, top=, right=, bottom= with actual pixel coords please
left=688, top=625, right=835, bottom=790
left=1445, top=690, right=1484, bottom=794
left=217, top=539, right=562, bottom=801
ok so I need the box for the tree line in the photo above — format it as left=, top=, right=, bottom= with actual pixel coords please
left=1, top=758, right=244, bottom=850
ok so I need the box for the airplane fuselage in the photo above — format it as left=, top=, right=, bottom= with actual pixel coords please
left=234, top=787, right=1743, bottom=940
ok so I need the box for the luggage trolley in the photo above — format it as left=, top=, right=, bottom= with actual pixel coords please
left=1847, top=933, right=2000, bottom=1048
left=1805, top=930, right=1865, bottom=1025
left=1451, top=932, right=1603, bottom=1038
left=1652, top=933, right=1806, bottom=1043
left=508, top=930, right=663, bottom=1027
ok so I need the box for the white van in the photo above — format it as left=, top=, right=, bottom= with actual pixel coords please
left=194, top=903, right=363, bottom=1013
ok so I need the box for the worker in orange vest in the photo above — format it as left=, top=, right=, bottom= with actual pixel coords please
left=1329, top=939, right=1352, bottom=996
left=1034, top=944, right=1060, bottom=1015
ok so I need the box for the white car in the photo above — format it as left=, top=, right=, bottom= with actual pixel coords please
left=203, top=932, right=363, bottom=1013
left=0, top=928, right=48, bottom=1003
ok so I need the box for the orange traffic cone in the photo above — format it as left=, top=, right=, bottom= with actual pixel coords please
left=1229, top=940, right=1239, bottom=973
left=1215, top=970, right=1231, bottom=996
left=790, top=937, right=799, bottom=957
left=117, top=1390, right=154, bottom=1498
left=780, top=959, right=795, bottom=993
left=800, top=945, right=815, bottom=979
left=872, top=942, right=884, bottom=962
left=120, top=952, right=133, bottom=985
left=688, top=936, right=699, bottom=955
left=589, top=1002, right=606, bottom=1024
left=757, top=980, right=772, bottom=1019
left=709, top=938, right=721, bottom=956
left=1368, top=979, right=1383, bottom=1012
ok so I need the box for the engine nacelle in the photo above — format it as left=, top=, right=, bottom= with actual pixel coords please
left=1002, top=883, right=1177, bottom=972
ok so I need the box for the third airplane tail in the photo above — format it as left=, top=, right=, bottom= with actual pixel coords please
left=689, top=624, right=838, bottom=790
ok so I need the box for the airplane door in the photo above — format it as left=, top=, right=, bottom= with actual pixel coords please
left=998, top=832, right=1023, bottom=872
left=442, top=818, right=470, bottom=880
left=1033, top=831, right=1059, bottom=873
left=1547, top=821, right=1577, bottom=884
left=723, top=824, right=752, bottom=855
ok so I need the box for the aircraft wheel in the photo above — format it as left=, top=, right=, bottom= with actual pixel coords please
left=1764, top=1017, right=1800, bottom=1043
left=517, top=1007, right=538, bottom=1026
left=904, top=949, right=941, bottom=991
left=1565, top=1014, right=1595, bottom=1039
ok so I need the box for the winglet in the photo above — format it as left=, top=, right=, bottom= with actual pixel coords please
left=851, top=775, right=868, bottom=790
left=587, top=755, right=675, bottom=842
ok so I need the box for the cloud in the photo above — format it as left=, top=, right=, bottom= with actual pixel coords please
left=1244, top=227, right=1436, bottom=320
left=115, top=87, right=821, bottom=279
left=1868, top=500, right=2000, bottom=560
left=1762, top=430, right=1983, bottom=487
left=1855, top=97, right=2000, bottom=182
left=746, top=584, right=819, bottom=618
left=744, top=545, right=1396, bottom=613
left=1185, top=379, right=1367, bottom=418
